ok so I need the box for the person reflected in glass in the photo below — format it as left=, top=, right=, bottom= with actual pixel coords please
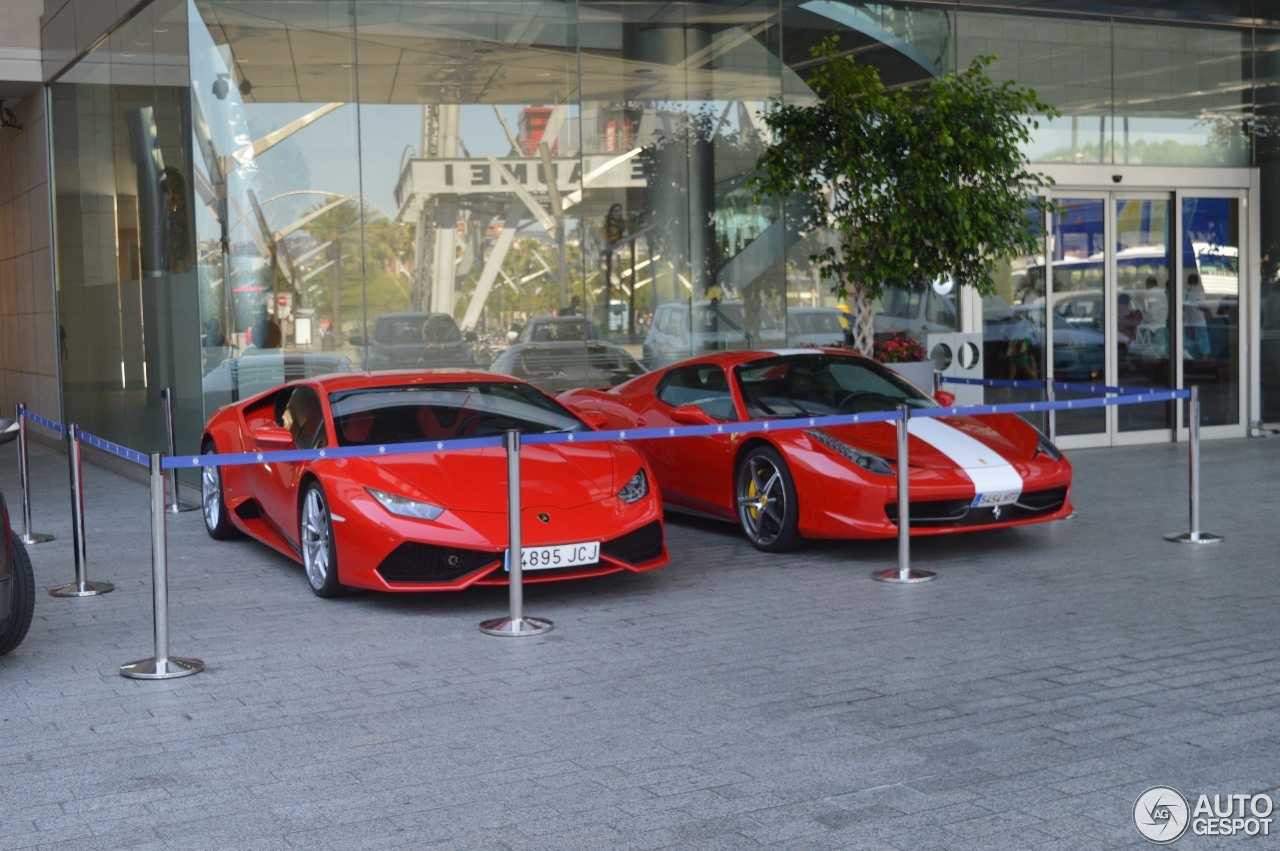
left=1116, top=293, right=1143, bottom=351
left=1006, top=307, right=1040, bottom=381
left=1183, top=273, right=1211, bottom=359
left=558, top=295, right=581, bottom=317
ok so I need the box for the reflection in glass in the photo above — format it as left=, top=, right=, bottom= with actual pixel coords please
left=964, top=13, right=1251, bottom=167
left=981, top=203, right=1046, bottom=428
left=1116, top=199, right=1172, bottom=433
left=1048, top=199, right=1106, bottom=437
left=51, top=0, right=195, bottom=454
left=1181, top=197, right=1240, bottom=427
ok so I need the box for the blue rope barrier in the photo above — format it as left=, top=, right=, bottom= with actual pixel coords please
left=940, top=375, right=1183, bottom=396
left=942, top=376, right=1043, bottom=390
left=20, top=409, right=67, bottom=436
left=76, top=429, right=150, bottom=469
left=912, top=387, right=1187, bottom=419
left=12, top=382, right=1192, bottom=472
left=160, top=388, right=1190, bottom=470
left=520, top=409, right=901, bottom=447
left=165, top=434, right=509, bottom=470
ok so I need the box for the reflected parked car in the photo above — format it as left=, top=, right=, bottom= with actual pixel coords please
left=489, top=340, right=646, bottom=392
left=984, top=297, right=1105, bottom=381
left=643, top=299, right=784, bottom=369
left=351, top=312, right=474, bottom=370
left=202, top=349, right=354, bottom=403
left=786, top=307, right=853, bottom=347
left=872, top=283, right=959, bottom=338
left=0, top=418, right=34, bottom=655
left=517, top=316, right=601, bottom=344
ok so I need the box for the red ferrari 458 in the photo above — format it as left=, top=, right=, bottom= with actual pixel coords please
left=200, top=371, right=667, bottom=595
left=559, top=350, right=1073, bottom=552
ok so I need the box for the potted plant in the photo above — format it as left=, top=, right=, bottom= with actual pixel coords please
left=874, top=332, right=934, bottom=390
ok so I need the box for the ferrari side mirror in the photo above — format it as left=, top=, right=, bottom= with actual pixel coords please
left=934, top=390, right=956, bottom=407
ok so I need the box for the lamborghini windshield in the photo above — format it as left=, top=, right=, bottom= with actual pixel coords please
left=329, top=382, right=586, bottom=446
left=736, top=354, right=937, bottom=419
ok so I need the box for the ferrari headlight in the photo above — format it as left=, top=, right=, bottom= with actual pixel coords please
left=366, top=488, right=445, bottom=520
left=1033, top=432, right=1063, bottom=461
left=806, top=429, right=894, bottom=476
left=617, top=469, right=649, bottom=504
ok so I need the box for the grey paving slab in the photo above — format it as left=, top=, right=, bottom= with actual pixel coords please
left=0, top=434, right=1278, bottom=848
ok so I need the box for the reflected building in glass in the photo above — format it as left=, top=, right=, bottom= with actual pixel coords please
left=3, top=1, right=1280, bottom=456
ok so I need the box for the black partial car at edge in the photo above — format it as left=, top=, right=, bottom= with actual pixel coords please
left=0, top=418, right=34, bottom=655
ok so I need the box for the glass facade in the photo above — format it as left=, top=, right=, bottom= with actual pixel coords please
left=42, top=1, right=1280, bottom=452
left=960, top=12, right=1252, bottom=167
left=50, top=0, right=196, bottom=452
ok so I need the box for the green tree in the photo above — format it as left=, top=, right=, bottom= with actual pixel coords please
left=751, top=39, right=1058, bottom=352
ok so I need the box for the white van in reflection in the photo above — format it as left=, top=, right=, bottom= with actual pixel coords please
left=643, top=299, right=784, bottom=368
left=871, top=283, right=959, bottom=338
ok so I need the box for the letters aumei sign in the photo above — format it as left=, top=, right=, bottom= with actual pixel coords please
left=394, top=154, right=647, bottom=219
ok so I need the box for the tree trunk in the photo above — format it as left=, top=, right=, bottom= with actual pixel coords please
left=845, top=283, right=875, bottom=356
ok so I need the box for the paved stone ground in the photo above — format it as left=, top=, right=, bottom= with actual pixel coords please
left=0, top=434, right=1277, bottom=849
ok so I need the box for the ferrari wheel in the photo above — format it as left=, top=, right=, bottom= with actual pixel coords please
left=201, top=440, right=240, bottom=540
left=0, top=535, right=34, bottom=655
left=736, top=446, right=801, bottom=552
left=300, top=482, right=345, bottom=598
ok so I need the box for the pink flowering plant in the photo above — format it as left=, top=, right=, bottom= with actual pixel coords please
left=873, top=332, right=927, bottom=364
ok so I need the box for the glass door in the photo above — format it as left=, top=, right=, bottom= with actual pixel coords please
left=1051, top=194, right=1175, bottom=446
left=1047, top=190, right=1246, bottom=447
left=1179, top=196, right=1244, bottom=436
left=1049, top=196, right=1108, bottom=441
left=1115, top=196, right=1175, bottom=438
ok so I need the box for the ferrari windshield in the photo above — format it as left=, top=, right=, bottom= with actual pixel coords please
left=329, top=382, right=586, bottom=446
left=736, top=354, right=937, bottom=419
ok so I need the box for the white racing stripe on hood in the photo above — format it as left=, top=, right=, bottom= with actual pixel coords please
left=908, top=417, right=1023, bottom=495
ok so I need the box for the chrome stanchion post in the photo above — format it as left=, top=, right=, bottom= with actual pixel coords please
left=49, top=424, right=113, bottom=597
left=161, top=388, right=198, bottom=513
left=481, top=430, right=553, bottom=636
left=874, top=406, right=936, bottom=584
left=15, top=402, right=54, bottom=544
left=121, top=454, right=204, bottom=679
left=1045, top=377, right=1056, bottom=444
left=1166, top=385, right=1223, bottom=545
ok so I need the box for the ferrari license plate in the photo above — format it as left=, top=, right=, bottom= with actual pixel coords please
left=972, top=489, right=1020, bottom=508
left=507, top=541, right=601, bottom=571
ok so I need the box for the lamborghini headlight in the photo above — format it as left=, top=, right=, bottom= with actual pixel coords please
left=1033, top=431, right=1063, bottom=461
left=366, top=488, right=445, bottom=520
left=617, top=469, right=649, bottom=504
left=806, top=429, right=894, bottom=476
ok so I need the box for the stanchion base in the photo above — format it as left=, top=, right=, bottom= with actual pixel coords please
left=167, top=502, right=201, bottom=514
left=20, top=532, right=55, bottom=544
left=479, top=616, right=554, bottom=637
left=120, top=656, right=205, bottom=679
left=49, top=580, right=114, bottom=597
left=872, top=568, right=937, bottom=584
left=1164, top=531, right=1225, bottom=545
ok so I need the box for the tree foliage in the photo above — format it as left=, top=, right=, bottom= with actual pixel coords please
left=751, top=39, right=1058, bottom=323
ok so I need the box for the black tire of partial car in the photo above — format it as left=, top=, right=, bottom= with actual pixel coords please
left=201, top=440, right=241, bottom=540
left=300, top=482, right=345, bottom=598
left=0, top=535, right=35, bottom=655
left=735, top=445, right=802, bottom=553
